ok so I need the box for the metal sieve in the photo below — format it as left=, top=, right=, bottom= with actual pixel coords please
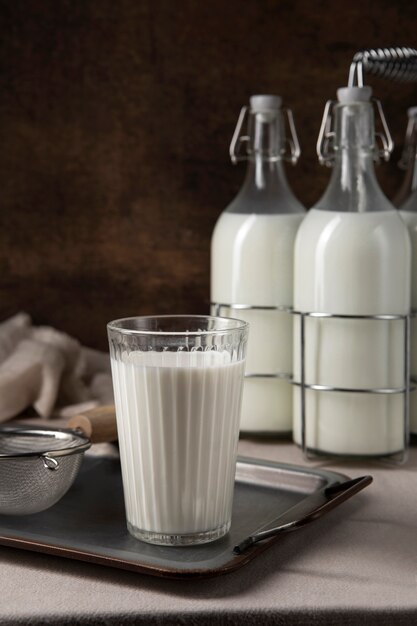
left=0, top=406, right=117, bottom=515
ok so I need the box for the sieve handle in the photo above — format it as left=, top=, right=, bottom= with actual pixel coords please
left=68, top=405, right=118, bottom=443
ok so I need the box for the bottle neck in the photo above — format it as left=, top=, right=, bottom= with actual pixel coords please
left=391, top=158, right=417, bottom=208
left=244, top=156, right=290, bottom=191
left=227, top=109, right=304, bottom=215
left=407, top=125, right=417, bottom=194
left=407, top=158, right=417, bottom=193
left=316, top=102, right=393, bottom=213
left=394, top=119, right=417, bottom=207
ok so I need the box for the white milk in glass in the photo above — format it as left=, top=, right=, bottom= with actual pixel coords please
left=111, top=350, right=245, bottom=536
left=400, top=208, right=417, bottom=434
left=293, top=209, right=410, bottom=455
left=211, top=212, right=303, bottom=432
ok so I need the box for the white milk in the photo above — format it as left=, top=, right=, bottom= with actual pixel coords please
left=399, top=209, right=417, bottom=434
left=293, top=209, right=410, bottom=456
left=111, top=350, right=245, bottom=538
left=211, top=212, right=303, bottom=432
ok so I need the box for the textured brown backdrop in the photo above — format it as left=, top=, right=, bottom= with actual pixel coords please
left=1, top=0, right=416, bottom=349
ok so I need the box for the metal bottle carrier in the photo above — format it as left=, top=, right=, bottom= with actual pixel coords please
left=292, top=310, right=410, bottom=463
left=211, top=302, right=294, bottom=385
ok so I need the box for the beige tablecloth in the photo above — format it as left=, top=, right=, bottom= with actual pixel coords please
left=1, top=440, right=416, bottom=625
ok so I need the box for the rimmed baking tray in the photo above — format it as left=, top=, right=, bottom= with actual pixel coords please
left=0, top=455, right=370, bottom=579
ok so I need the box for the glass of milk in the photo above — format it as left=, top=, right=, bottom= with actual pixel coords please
left=107, top=315, right=248, bottom=546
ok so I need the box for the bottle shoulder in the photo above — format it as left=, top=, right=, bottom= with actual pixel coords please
left=212, top=210, right=305, bottom=240
left=296, top=208, right=411, bottom=254
left=399, top=208, right=417, bottom=235
left=224, top=181, right=305, bottom=216
left=400, top=189, right=417, bottom=213
left=300, top=207, right=409, bottom=227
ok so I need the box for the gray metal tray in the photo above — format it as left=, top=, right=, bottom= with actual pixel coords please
left=0, top=455, right=370, bottom=578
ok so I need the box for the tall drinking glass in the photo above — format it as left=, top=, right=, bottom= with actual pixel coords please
left=107, top=315, right=248, bottom=546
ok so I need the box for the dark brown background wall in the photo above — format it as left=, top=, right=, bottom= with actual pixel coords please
left=1, top=0, right=416, bottom=349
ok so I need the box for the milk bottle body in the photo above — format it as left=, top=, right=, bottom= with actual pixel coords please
left=397, top=107, right=417, bottom=435
left=293, top=209, right=410, bottom=455
left=293, top=87, right=411, bottom=457
left=211, top=95, right=305, bottom=434
left=212, top=211, right=303, bottom=432
left=400, top=195, right=417, bottom=434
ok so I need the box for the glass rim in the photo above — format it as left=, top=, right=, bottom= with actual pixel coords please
left=107, top=314, right=249, bottom=337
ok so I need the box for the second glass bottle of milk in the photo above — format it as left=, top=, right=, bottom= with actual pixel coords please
left=211, top=94, right=305, bottom=435
left=293, top=86, right=411, bottom=458
left=397, top=107, right=417, bottom=436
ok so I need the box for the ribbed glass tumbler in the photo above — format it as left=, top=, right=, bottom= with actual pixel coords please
left=107, top=315, right=248, bottom=546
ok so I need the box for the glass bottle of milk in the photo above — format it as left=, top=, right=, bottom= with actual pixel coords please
left=293, top=86, right=411, bottom=458
left=211, top=94, right=305, bottom=435
left=398, top=109, right=417, bottom=436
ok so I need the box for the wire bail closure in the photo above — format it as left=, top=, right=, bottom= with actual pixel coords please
left=348, top=47, right=417, bottom=87
left=229, top=106, right=301, bottom=165
left=316, top=100, right=336, bottom=167
left=318, top=46, right=417, bottom=167
left=316, top=97, right=393, bottom=166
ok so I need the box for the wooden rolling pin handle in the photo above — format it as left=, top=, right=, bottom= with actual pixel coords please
left=68, top=405, right=118, bottom=444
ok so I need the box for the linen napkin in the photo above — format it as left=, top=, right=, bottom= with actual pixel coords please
left=0, top=313, right=114, bottom=422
